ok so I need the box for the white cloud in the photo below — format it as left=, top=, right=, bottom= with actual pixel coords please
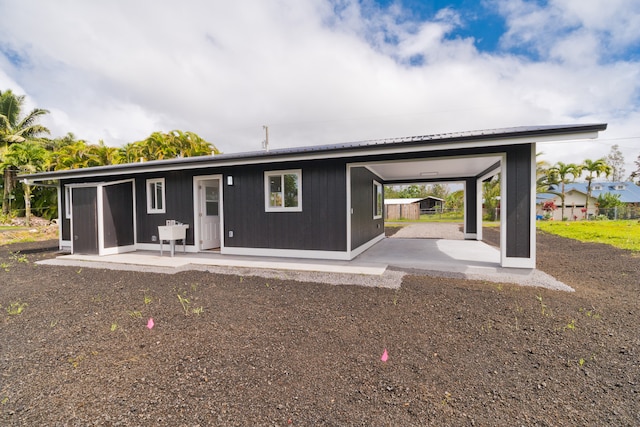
left=0, top=0, right=638, bottom=176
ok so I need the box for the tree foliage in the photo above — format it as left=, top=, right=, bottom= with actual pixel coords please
left=606, top=144, right=625, bottom=182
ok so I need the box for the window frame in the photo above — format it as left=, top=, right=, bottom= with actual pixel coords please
left=373, top=180, right=383, bottom=219
left=64, top=186, right=71, bottom=219
left=264, top=169, right=302, bottom=212
left=146, top=178, right=166, bottom=214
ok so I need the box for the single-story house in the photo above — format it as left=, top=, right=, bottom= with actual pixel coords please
left=384, top=196, right=444, bottom=220
left=537, top=181, right=640, bottom=220
left=23, top=124, right=607, bottom=269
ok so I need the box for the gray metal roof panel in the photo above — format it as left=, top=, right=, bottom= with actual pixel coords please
left=22, top=123, right=607, bottom=181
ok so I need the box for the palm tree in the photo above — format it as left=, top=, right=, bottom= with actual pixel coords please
left=0, top=90, right=50, bottom=215
left=2, top=140, right=49, bottom=225
left=546, top=162, right=582, bottom=220
left=582, top=158, right=612, bottom=217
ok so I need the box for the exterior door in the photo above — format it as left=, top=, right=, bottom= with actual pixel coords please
left=71, top=187, right=99, bottom=254
left=199, top=179, right=221, bottom=249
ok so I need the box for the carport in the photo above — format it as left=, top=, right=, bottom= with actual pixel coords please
left=345, top=124, right=606, bottom=269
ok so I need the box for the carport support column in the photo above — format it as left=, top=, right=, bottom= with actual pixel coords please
left=463, top=177, right=480, bottom=240
left=500, top=144, right=536, bottom=268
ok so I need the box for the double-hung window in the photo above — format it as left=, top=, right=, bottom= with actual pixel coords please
left=147, top=178, right=166, bottom=214
left=265, top=170, right=302, bottom=212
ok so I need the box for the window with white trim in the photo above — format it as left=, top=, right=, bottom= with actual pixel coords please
left=265, top=170, right=302, bottom=212
left=373, top=181, right=383, bottom=219
left=64, top=186, right=71, bottom=219
left=147, top=178, right=166, bottom=214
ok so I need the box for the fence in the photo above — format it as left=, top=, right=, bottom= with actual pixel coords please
left=595, top=206, right=640, bottom=220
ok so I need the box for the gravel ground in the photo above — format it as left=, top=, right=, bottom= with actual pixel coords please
left=1, top=228, right=639, bottom=426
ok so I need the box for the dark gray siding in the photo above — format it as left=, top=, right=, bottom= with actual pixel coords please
left=135, top=170, right=196, bottom=245
left=60, top=186, right=71, bottom=241
left=350, top=167, right=384, bottom=250
left=224, top=160, right=347, bottom=251
left=71, top=187, right=98, bottom=254
left=505, top=144, right=532, bottom=258
left=464, top=177, right=478, bottom=236
left=103, top=182, right=135, bottom=248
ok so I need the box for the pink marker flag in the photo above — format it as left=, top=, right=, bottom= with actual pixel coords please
left=147, top=318, right=155, bottom=329
left=381, top=348, right=389, bottom=362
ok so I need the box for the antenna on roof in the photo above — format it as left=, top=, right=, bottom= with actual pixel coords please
left=262, top=125, right=269, bottom=151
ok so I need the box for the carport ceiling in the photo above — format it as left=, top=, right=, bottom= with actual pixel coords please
left=366, top=155, right=502, bottom=182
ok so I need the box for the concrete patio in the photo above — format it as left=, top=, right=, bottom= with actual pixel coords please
left=37, top=235, right=573, bottom=291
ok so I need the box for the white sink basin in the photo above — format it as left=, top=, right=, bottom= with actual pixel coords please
left=158, top=224, right=189, bottom=240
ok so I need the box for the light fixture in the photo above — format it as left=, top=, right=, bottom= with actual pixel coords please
left=227, top=176, right=233, bottom=186
left=419, top=171, right=438, bottom=177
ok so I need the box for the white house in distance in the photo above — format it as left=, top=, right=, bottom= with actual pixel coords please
left=537, top=182, right=640, bottom=220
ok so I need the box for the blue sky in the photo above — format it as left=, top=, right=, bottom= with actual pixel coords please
left=1, top=0, right=639, bottom=176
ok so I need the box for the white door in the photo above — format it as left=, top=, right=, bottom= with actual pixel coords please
left=199, top=179, right=221, bottom=249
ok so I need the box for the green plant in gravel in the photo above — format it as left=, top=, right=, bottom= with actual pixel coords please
left=564, top=319, right=576, bottom=330
left=6, top=301, right=27, bottom=315
left=110, top=322, right=118, bottom=332
left=177, top=293, right=191, bottom=315
left=128, top=310, right=142, bottom=318
left=10, top=251, right=28, bottom=263
left=143, top=292, right=152, bottom=305
left=177, top=287, right=204, bottom=316
left=535, top=295, right=552, bottom=316
left=1, top=262, right=10, bottom=272
left=579, top=307, right=601, bottom=320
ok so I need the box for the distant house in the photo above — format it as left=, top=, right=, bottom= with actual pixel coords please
left=384, top=196, right=444, bottom=220
left=537, top=181, right=640, bottom=220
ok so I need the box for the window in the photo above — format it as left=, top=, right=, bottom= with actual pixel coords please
left=614, top=184, right=626, bottom=190
left=147, top=178, right=166, bottom=214
left=64, top=186, right=71, bottom=219
left=265, top=170, right=302, bottom=212
left=373, top=181, right=383, bottom=219
left=593, top=184, right=603, bottom=191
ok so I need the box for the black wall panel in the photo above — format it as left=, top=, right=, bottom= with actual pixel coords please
left=350, top=167, right=384, bottom=250
left=71, top=187, right=98, bottom=254
left=223, top=160, right=347, bottom=251
left=103, top=182, right=134, bottom=248
left=505, top=144, right=532, bottom=258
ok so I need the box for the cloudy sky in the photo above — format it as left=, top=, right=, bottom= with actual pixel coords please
left=1, top=0, right=639, bottom=177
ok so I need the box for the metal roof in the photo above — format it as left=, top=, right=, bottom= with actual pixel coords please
left=23, top=123, right=607, bottom=182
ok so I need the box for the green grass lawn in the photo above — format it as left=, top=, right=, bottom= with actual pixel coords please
left=537, top=220, right=640, bottom=252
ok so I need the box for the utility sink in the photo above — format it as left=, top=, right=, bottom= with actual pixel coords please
left=158, top=224, right=189, bottom=256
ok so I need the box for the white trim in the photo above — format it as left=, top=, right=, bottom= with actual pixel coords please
left=101, top=245, right=136, bottom=256
left=350, top=233, right=385, bottom=259
left=97, top=188, right=104, bottom=255
left=64, top=186, right=71, bottom=219
left=476, top=177, right=484, bottom=241
left=221, top=246, right=351, bottom=261
left=501, top=257, right=536, bottom=269
left=56, top=185, right=64, bottom=250
left=499, top=153, right=508, bottom=267
left=464, top=233, right=478, bottom=240
left=60, top=240, right=71, bottom=251
left=264, top=169, right=302, bottom=212
left=373, top=180, right=383, bottom=219
left=146, top=178, right=166, bottom=214
left=528, top=143, right=537, bottom=266
left=193, top=174, right=224, bottom=252
left=346, top=164, right=352, bottom=255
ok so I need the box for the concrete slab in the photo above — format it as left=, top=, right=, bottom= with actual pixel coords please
left=37, top=236, right=573, bottom=291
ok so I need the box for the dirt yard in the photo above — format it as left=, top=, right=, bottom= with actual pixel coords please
left=1, top=229, right=639, bottom=426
